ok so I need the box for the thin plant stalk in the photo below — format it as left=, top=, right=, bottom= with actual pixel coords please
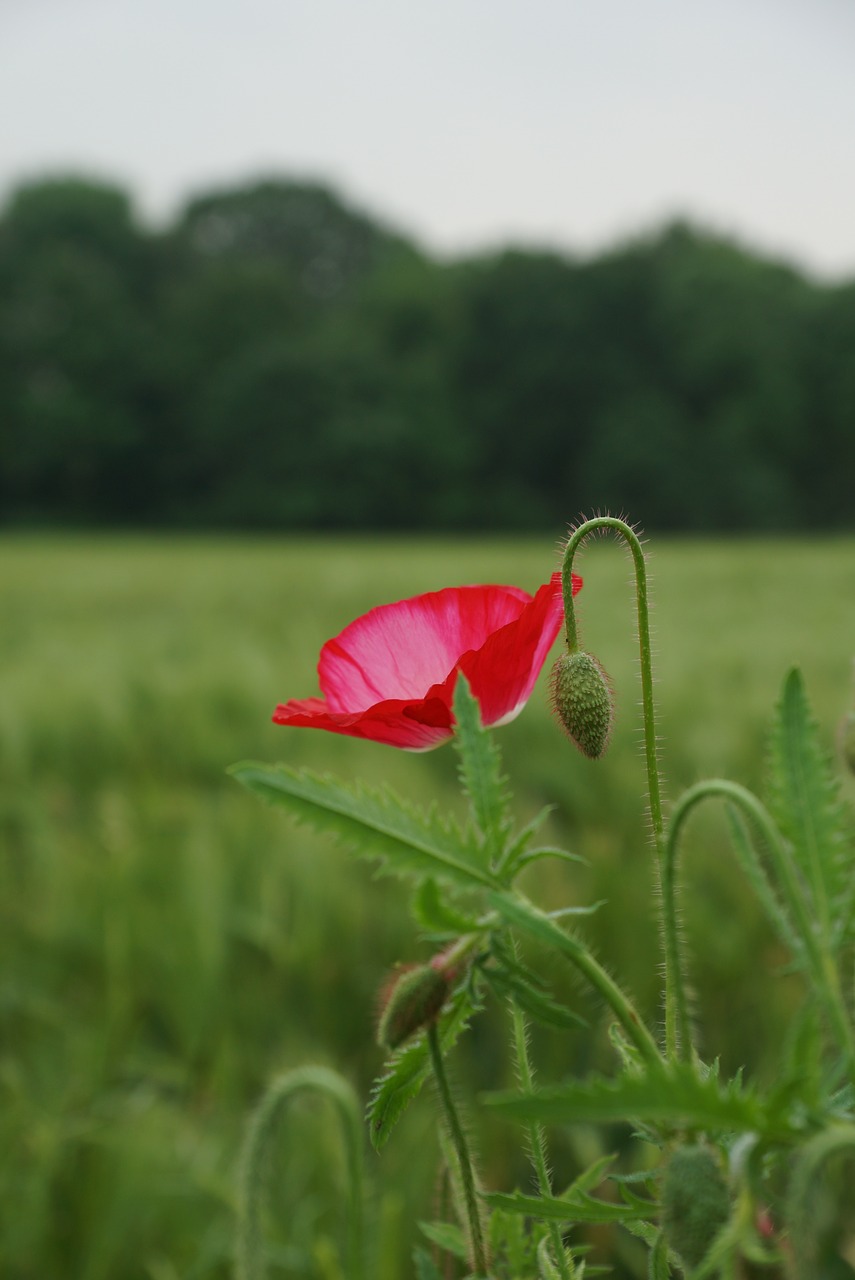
left=560, top=517, right=686, bottom=1059
left=427, top=1023, right=489, bottom=1278
left=666, top=778, right=855, bottom=1083
left=236, top=1066, right=366, bottom=1280
left=510, top=992, right=574, bottom=1280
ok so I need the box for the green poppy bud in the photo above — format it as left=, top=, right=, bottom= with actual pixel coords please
left=661, top=1143, right=730, bottom=1272
left=551, top=650, right=614, bottom=759
left=376, top=963, right=451, bottom=1051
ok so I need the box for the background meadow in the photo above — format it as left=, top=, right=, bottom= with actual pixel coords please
left=3, top=532, right=854, bottom=1278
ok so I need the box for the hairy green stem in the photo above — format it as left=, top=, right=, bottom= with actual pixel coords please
left=561, top=518, right=680, bottom=1057
left=666, top=778, right=855, bottom=1081
left=489, top=890, right=663, bottom=1067
left=236, top=1066, right=365, bottom=1280
left=510, top=992, right=574, bottom=1280
left=427, top=1023, right=490, bottom=1278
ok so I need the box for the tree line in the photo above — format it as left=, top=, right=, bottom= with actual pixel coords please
left=1, top=175, right=853, bottom=533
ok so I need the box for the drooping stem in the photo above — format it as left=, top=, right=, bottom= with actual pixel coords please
left=561, top=518, right=680, bottom=1055
left=236, top=1066, right=366, bottom=1280
left=666, top=778, right=855, bottom=1082
left=509, top=991, right=574, bottom=1280
left=427, top=1023, right=490, bottom=1278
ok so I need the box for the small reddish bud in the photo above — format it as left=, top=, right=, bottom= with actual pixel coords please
left=551, top=650, right=614, bottom=759
left=376, top=963, right=452, bottom=1051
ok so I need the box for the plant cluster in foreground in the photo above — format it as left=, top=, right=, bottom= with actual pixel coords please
left=232, top=516, right=855, bottom=1280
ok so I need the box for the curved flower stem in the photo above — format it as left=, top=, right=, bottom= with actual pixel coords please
left=561, top=518, right=678, bottom=1054
left=236, top=1066, right=365, bottom=1280
left=509, top=990, right=574, bottom=1280
left=427, top=1023, right=489, bottom=1278
left=667, top=779, right=855, bottom=1081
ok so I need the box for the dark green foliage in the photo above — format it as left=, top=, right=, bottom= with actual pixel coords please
left=2, top=176, right=855, bottom=532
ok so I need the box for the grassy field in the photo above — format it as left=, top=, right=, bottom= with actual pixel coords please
left=2, top=532, right=854, bottom=1279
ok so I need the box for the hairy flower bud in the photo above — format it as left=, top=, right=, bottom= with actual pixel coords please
left=661, top=1143, right=730, bottom=1271
left=376, top=963, right=452, bottom=1051
left=551, top=650, right=614, bottom=759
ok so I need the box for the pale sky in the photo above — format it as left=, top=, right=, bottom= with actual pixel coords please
left=2, top=0, right=854, bottom=277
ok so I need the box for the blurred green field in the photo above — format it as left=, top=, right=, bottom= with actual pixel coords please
left=2, top=533, right=854, bottom=1279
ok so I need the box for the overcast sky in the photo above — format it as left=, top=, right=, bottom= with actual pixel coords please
left=2, top=0, right=854, bottom=277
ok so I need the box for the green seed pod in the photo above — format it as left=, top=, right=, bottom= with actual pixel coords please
left=551, top=650, right=614, bottom=759
left=376, top=963, right=451, bottom=1051
left=661, top=1143, right=731, bottom=1272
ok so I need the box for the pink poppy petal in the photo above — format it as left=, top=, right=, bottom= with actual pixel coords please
left=318, top=583, right=532, bottom=712
left=273, top=694, right=453, bottom=750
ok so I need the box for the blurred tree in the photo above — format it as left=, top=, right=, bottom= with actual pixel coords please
left=0, top=178, right=160, bottom=523
left=174, top=178, right=418, bottom=301
left=0, top=175, right=851, bottom=533
left=448, top=249, right=593, bottom=528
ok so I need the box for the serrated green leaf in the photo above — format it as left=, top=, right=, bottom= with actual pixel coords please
left=419, top=1220, right=469, bottom=1259
left=452, top=676, right=513, bottom=870
left=767, top=667, right=852, bottom=946
left=412, top=877, right=483, bottom=937
left=230, top=761, right=496, bottom=891
left=367, top=989, right=473, bottom=1151
left=482, top=961, right=586, bottom=1031
left=647, top=1230, right=671, bottom=1279
left=724, top=802, right=802, bottom=960
left=484, top=1187, right=656, bottom=1225
left=484, top=1061, right=796, bottom=1139
left=536, top=1234, right=563, bottom=1279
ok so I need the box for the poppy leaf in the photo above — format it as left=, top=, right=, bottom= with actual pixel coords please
left=230, top=762, right=497, bottom=891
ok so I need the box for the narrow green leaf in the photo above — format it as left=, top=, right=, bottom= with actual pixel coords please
left=502, top=804, right=556, bottom=872
left=367, top=989, right=473, bottom=1151
left=452, top=676, right=512, bottom=869
left=510, top=846, right=587, bottom=874
left=412, top=877, right=483, bottom=937
left=767, top=667, right=852, bottom=945
left=419, top=1220, right=469, bottom=1259
left=484, top=1061, right=794, bottom=1139
left=413, top=1247, right=444, bottom=1280
left=482, top=937, right=586, bottom=1030
left=230, top=761, right=496, bottom=891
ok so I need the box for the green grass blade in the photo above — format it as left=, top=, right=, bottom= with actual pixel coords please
left=230, top=762, right=497, bottom=891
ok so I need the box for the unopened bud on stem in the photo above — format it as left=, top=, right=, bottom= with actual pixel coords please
left=376, top=962, right=453, bottom=1052
left=662, top=1143, right=730, bottom=1271
left=551, top=650, right=614, bottom=759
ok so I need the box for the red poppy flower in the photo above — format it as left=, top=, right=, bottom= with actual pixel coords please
left=272, top=570, right=582, bottom=750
